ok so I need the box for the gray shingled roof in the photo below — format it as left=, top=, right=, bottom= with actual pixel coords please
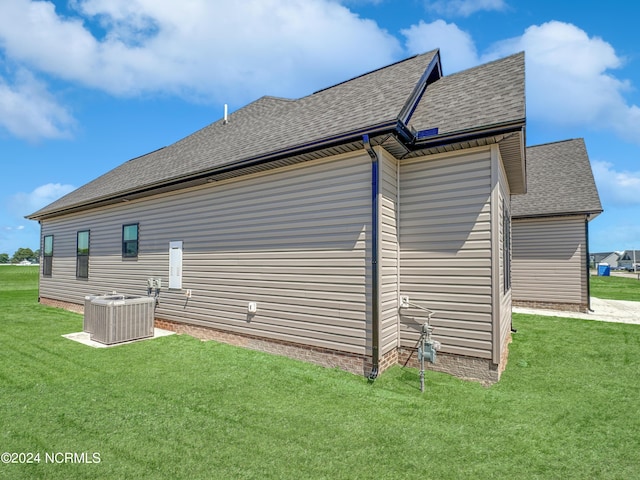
left=29, top=51, right=437, bottom=218
left=410, top=52, right=525, bottom=135
left=512, top=138, right=603, bottom=218
left=29, top=50, right=526, bottom=219
left=592, top=252, right=619, bottom=263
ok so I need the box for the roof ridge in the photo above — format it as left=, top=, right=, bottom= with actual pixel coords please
left=527, top=138, right=583, bottom=149
left=310, top=50, right=438, bottom=96
left=167, top=95, right=299, bottom=147
left=258, top=95, right=296, bottom=102
left=124, top=145, right=167, bottom=163
left=442, top=50, right=524, bottom=79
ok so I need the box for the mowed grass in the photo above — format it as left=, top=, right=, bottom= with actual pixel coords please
left=1, top=265, right=639, bottom=479
left=0, top=264, right=39, bottom=290
left=590, top=273, right=640, bottom=301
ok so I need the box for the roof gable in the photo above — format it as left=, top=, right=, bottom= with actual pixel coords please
left=409, top=52, right=525, bottom=136
left=512, top=138, right=603, bottom=219
left=621, top=250, right=640, bottom=261
left=407, top=52, right=526, bottom=194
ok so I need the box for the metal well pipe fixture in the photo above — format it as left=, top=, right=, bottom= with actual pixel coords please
left=400, top=298, right=440, bottom=392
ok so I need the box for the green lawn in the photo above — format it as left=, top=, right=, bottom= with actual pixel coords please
left=1, top=265, right=639, bottom=479
left=0, top=264, right=39, bottom=290
left=590, top=274, right=640, bottom=301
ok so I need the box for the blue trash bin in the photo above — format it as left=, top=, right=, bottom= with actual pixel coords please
left=598, top=264, right=610, bottom=276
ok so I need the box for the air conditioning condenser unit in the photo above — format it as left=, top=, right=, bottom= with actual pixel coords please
left=87, top=295, right=155, bottom=345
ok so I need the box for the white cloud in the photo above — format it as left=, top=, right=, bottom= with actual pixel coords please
left=10, top=183, right=76, bottom=215
left=339, top=0, right=384, bottom=5
left=424, top=0, right=507, bottom=17
left=2, top=2, right=638, bottom=149
left=487, top=21, right=640, bottom=143
left=0, top=0, right=401, bottom=103
left=402, top=20, right=479, bottom=74
left=0, top=221, right=40, bottom=254
left=402, top=19, right=640, bottom=144
left=0, top=70, right=74, bottom=141
left=592, top=160, right=640, bottom=207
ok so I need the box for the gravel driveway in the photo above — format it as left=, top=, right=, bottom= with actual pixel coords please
left=513, top=297, right=640, bottom=324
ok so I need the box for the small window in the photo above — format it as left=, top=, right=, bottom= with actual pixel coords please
left=503, top=200, right=511, bottom=292
left=122, top=224, right=139, bottom=257
left=43, top=235, right=53, bottom=276
left=76, top=230, right=90, bottom=278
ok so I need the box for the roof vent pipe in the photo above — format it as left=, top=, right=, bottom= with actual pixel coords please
left=223, top=104, right=229, bottom=124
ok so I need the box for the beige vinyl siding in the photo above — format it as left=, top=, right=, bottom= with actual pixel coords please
left=512, top=215, right=587, bottom=306
left=377, top=148, right=399, bottom=355
left=495, top=147, right=512, bottom=361
left=399, top=147, right=493, bottom=359
left=40, top=153, right=372, bottom=355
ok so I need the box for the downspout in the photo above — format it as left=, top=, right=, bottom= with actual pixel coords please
left=585, top=217, right=592, bottom=312
left=37, top=220, right=42, bottom=303
left=363, top=134, right=380, bottom=380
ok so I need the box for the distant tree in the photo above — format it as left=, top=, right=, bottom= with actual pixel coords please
left=11, top=248, right=36, bottom=263
left=34, top=249, right=40, bottom=259
left=0, top=253, right=9, bottom=264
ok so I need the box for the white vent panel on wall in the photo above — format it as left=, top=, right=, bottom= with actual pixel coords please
left=169, top=241, right=183, bottom=289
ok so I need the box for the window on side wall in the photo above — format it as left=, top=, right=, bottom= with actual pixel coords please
left=43, top=235, right=53, bottom=276
left=122, top=224, right=139, bottom=258
left=503, top=200, right=511, bottom=292
left=76, top=230, right=90, bottom=278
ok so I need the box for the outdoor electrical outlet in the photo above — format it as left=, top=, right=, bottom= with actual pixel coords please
left=248, top=302, right=257, bottom=313
left=185, top=289, right=192, bottom=298
left=400, top=296, right=410, bottom=308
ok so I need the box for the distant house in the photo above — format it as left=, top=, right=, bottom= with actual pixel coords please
left=511, top=139, right=603, bottom=312
left=591, top=252, right=620, bottom=268
left=619, top=250, right=640, bottom=270
left=27, top=50, right=526, bottom=384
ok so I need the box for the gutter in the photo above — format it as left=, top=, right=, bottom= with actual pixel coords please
left=27, top=120, right=400, bottom=221
left=411, top=121, right=525, bottom=150
left=363, top=134, right=380, bottom=380
left=512, top=210, right=603, bottom=221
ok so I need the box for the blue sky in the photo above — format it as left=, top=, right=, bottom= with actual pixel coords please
left=1, top=0, right=638, bottom=255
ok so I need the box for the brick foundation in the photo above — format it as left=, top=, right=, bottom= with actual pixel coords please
left=378, top=347, right=399, bottom=373
left=157, top=318, right=501, bottom=384
left=40, top=297, right=84, bottom=314
left=42, top=296, right=507, bottom=384
left=399, top=350, right=500, bottom=386
left=155, top=317, right=379, bottom=376
left=513, top=299, right=588, bottom=313
left=398, top=333, right=511, bottom=387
